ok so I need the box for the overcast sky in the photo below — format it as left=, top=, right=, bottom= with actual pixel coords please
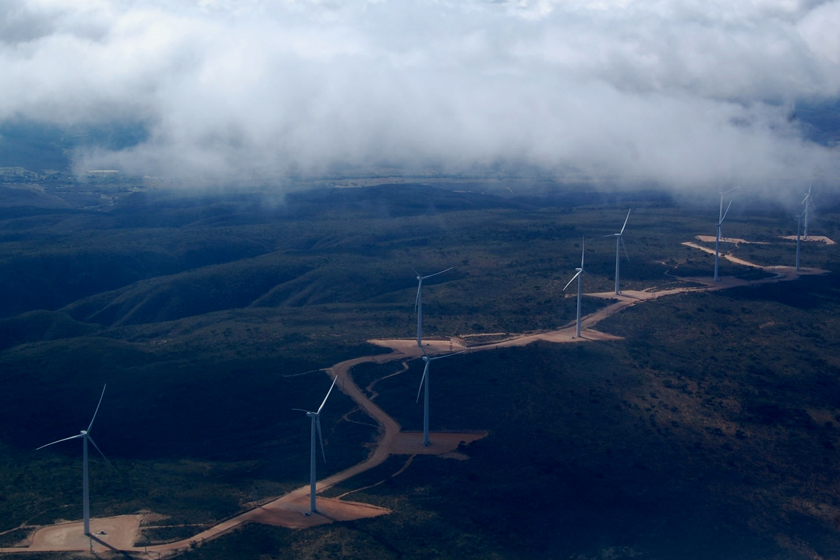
left=1, top=0, right=839, bottom=193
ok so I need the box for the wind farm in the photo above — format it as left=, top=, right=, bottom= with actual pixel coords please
left=1, top=184, right=839, bottom=560
left=3, top=0, right=840, bottom=555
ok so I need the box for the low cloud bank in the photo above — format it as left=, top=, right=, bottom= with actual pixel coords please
left=1, top=0, right=839, bottom=195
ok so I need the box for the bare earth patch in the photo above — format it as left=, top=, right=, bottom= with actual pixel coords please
left=695, top=235, right=768, bottom=244
left=780, top=235, right=836, bottom=245
left=249, top=496, right=389, bottom=529
left=12, top=515, right=143, bottom=553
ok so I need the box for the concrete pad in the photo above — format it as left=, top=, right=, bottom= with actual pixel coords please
left=26, top=515, right=142, bottom=552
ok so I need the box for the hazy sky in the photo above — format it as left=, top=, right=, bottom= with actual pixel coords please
left=1, top=0, right=839, bottom=192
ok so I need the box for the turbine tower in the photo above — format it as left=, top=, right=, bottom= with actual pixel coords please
left=414, top=267, right=452, bottom=348
left=796, top=209, right=805, bottom=272
left=294, top=375, right=338, bottom=514
left=802, top=184, right=813, bottom=240
left=37, top=385, right=111, bottom=537
left=416, top=350, right=464, bottom=447
left=563, top=237, right=586, bottom=338
left=606, top=209, right=631, bottom=295
left=714, top=188, right=737, bottom=282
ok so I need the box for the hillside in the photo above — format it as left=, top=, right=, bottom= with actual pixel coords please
left=0, top=183, right=838, bottom=558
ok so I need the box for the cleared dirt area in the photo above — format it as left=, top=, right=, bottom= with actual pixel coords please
left=248, top=496, right=389, bottom=529
left=695, top=235, right=768, bottom=244
left=0, top=515, right=142, bottom=554
left=780, top=234, right=836, bottom=245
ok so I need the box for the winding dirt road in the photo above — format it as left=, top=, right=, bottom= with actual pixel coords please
left=1, top=244, right=829, bottom=558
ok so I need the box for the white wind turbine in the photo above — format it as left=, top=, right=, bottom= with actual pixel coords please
left=563, top=237, right=586, bottom=338
left=802, top=184, right=814, bottom=240
left=606, top=209, right=631, bottom=295
left=796, top=208, right=806, bottom=272
left=293, top=375, right=338, bottom=514
left=414, top=267, right=452, bottom=348
left=37, top=385, right=111, bottom=537
left=416, top=350, right=464, bottom=447
left=714, top=188, right=737, bottom=282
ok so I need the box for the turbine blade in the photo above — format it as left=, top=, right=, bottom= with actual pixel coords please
left=421, top=267, right=453, bottom=280
left=291, top=408, right=311, bottom=413
left=87, top=435, right=114, bottom=470
left=414, top=282, right=421, bottom=315
left=429, top=350, right=466, bottom=361
left=721, top=200, right=733, bottom=223
left=416, top=361, right=430, bottom=403
left=621, top=236, right=630, bottom=262
left=317, top=375, right=338, bottom=414
left=581, top=237, right=585, bottom=268
left=563, top=271, right=582, bottom=292
left=316, top=417, right=326, bottom=463
left=620, top=209, right=631, bottom=234
left=36, top=433, right=83, bottom=450
left=87, top=385, right=107, bottom=433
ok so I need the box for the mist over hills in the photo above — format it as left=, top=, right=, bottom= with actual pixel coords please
left=1, top=96, right=839, bottom=184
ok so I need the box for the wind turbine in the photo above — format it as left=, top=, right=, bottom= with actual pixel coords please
left=415, top=350, right=464, bottom=447
left=563, top=237, right=586, bottom=338
left=293, top=375, right=338, bottom=514
left=414, top=267, right=452, bottom=348
left=606, top=209, right=631, bottom=295
left=802, top=184, right=814, bottom=240
left=37, top=385, right=111, bottom=537
left=796, top=208, right=805, bottom=272
left=714, top=188, right=737, bottom=282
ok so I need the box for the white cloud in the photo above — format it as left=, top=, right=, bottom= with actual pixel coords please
left=1, top=0, right=839, bottom=193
